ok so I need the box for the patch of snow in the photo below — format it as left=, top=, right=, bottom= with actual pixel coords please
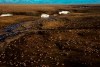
left=41, top=14, right=50, bottom=18
left=59, top=11, right=70, bottom=15
left=0, top=14, right=13, bottom=17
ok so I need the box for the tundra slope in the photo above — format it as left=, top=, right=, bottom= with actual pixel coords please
left=0, top=5, right=100, bottom=67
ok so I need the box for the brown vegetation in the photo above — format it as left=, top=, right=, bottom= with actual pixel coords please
left=0, top=5, right=100, bottom=67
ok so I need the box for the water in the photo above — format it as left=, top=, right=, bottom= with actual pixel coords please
left=0, top=0, right=100, bottom=4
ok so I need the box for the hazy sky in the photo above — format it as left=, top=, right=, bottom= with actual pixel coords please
left=0, top=0, right=100, bottom=4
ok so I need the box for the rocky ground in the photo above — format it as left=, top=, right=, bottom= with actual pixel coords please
left=0, top=5, right=100, bottom=67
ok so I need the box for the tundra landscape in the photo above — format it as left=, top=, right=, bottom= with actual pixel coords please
left=0, top=5, right=100, bottom=67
